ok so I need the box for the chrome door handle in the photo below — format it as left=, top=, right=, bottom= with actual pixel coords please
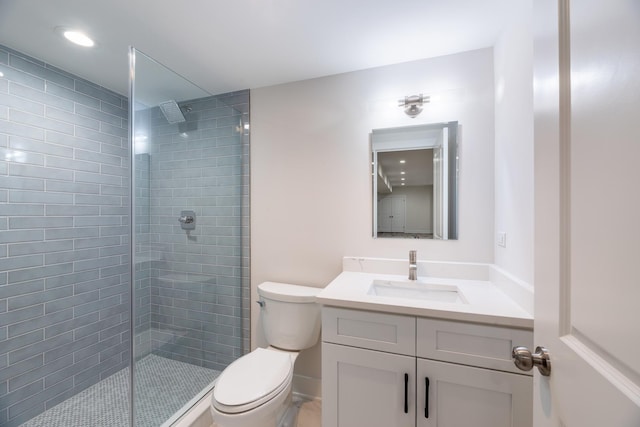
left=512, top=346, right=551, bottom=376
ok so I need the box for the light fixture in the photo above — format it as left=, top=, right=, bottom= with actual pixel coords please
left=56, top=27, right=95, bottom=47
left=399, top=160, right=406, bottom=164
left=400, top=171, right=405, bottom=175
left=399, top=94, right=430, bottom=118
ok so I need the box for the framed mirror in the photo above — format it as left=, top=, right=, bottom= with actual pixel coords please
left=372, top=121, right=459, bottom=239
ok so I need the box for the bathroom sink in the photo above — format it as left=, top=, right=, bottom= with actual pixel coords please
left=367, top=279, right=467, bottom=304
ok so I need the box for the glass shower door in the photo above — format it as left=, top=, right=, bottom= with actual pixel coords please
left=129, top=48, right=249, bottom=426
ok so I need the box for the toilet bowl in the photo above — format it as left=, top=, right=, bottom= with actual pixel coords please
left=210, top=282, right=321, bottom=427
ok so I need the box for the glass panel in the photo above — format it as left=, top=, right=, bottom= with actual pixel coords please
left=130, top=48, right=249, bottom=426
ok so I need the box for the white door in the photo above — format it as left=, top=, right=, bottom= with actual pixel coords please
left=416, top=359, right=531, bottom=427
left=390, top=196, right=406, bottom=233
left=533, top=0, right=640, bottom=426
left=322, top=343, right=415, bottom=427
left=378, top=197, right=392, bottom=232
left=379, top=196, right=406, bottom=233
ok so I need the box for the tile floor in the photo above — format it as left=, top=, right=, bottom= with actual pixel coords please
left=296, top=399, right=321, bottom=427
left=19, top=355, right=220, bottom=427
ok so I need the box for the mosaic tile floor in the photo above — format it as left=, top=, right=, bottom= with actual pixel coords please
left=21, top=355, right=220, bottom=427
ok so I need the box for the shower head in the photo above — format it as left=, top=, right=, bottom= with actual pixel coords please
left=159, top=100, right=186, bottom=124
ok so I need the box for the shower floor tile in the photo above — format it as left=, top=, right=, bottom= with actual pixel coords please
left=20, top=354, right=220, bottom=427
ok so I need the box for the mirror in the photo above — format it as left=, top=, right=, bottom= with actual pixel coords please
left=372, top=121, right=459, bottom=239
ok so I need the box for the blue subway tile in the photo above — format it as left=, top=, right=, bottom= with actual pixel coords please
left=0, top=279, right=44, bottom=299
left=0, top=229, right=44, bottom=244
left=44, top=180, right=99, bottom=194
left=0, top=93, right=44, bottom=115
left=9, top=240, right=73, bottom=256
left=8, top=216, right=72, bottom=229
left=0, top=254, right=43, bottom=271
left=45, top=227, right=98, bottom=240
left=9, top=135, right=73, bottom=158
left=44, top=248, right=100, bottom=265
left=75, top=104, right=122, bottom=127
left=74, top=80, right=122, bottom=108
left=75, top=148, right=121, bottom=166
left=10, top=109, right=74, bottom=135
left=45, top=82, right=100, bottom=109
left=14, top=355, right=73, bottom=391
left=45, top=156, right=100, bottom=173
left=0, top=120, right=45, bottom=140
left=9, top=54, right=74, bottom=90
left=8, top=263, right=73, bottom=284
left=8, top=81, right=74, bottom=112
left=9, top=307, right=74, bottom=338
left=44, top=131, right=100, bottom=152
left=0, top=331, right=44, bottom=360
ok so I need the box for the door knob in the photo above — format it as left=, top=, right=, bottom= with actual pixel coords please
left=512, top=346, right=551, bottom=376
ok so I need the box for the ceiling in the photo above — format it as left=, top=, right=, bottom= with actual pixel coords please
left=0, top=0, right=518, bottom=98
left=377, top=149, right=434, bottom=194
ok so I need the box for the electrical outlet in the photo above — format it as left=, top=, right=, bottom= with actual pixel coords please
left=497, top=232, right=507, bottom=247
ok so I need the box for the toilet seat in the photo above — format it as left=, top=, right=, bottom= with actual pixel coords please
left=213, top=348, right=293, bottom=414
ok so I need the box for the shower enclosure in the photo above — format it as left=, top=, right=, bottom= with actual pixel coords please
left=0, top=43, right=248, bottom=427
left=129, top=48, right=250, bottom=426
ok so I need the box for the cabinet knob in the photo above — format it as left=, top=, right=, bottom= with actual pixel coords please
left=512, top=346, right=551, bottom=376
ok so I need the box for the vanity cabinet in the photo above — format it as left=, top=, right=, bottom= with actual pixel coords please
left=322, top=307, right=533, bottom=427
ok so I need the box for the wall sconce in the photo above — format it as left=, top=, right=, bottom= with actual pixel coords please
left=399, top=94, right=430, bottom=118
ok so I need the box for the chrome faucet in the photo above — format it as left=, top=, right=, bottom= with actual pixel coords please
left=408, top=250, right=417, bottom=281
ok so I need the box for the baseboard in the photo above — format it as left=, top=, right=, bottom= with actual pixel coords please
left=293, top=373, right=322, bottom=400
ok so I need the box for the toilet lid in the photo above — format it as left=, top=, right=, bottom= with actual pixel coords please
left=213, top=348, right=293, bottom=413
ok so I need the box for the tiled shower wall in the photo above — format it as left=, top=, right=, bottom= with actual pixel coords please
left=135, top=92, right=250, bottom=371
left=0, top=46, right=130, bottom=426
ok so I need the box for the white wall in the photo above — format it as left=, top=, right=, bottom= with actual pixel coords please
left=250, top=48, right=495, bottom=394
left=493, top=0, right=534, bottom=284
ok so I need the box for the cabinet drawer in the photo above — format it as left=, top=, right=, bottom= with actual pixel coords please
left=417, top=318, right=533, bottom=374
left=322, top=307, right=415, bottom=355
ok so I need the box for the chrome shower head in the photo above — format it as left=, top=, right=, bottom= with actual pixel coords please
left=159, top=100, right=186, bottom=124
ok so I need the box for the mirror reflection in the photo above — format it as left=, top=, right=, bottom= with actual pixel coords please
left=372, top=122, right=459, bottom=240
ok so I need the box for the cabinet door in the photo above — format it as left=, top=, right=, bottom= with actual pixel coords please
left=416, top=358, right=532, bottom=427
left=322, top=343, right=415, bottom=427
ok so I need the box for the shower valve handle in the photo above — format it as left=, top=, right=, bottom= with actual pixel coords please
left=178, top=215, right=194, bottom=224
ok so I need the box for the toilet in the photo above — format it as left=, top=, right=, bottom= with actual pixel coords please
left=210, top=282, right=321, bottom=427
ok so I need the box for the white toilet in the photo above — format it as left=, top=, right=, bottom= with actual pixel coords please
left=210, top=282, right=321, bottom=427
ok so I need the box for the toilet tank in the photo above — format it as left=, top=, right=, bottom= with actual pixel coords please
left=257, top=282, right=321, bottom=351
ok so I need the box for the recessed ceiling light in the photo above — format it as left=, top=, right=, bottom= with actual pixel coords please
left=56, top=27, right=95, bottom=47
left=64, top=30, right=94, bottom=47
left=400, top=171, right=406, bottom=175
left=399, top=160, right=406, bottom=164
left=401, top=178, right=405, bottom=181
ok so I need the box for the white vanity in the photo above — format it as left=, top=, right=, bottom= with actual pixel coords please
left=316, top=257, right=534, bottom=427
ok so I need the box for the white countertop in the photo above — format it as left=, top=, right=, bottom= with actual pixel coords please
left=316, top=271, right=533, bottom=329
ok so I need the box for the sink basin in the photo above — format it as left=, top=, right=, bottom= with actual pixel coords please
left=367, top=279, right=467, bottom=304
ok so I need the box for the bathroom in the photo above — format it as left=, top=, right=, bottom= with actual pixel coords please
left=0, top=0, right=638, bottom=426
